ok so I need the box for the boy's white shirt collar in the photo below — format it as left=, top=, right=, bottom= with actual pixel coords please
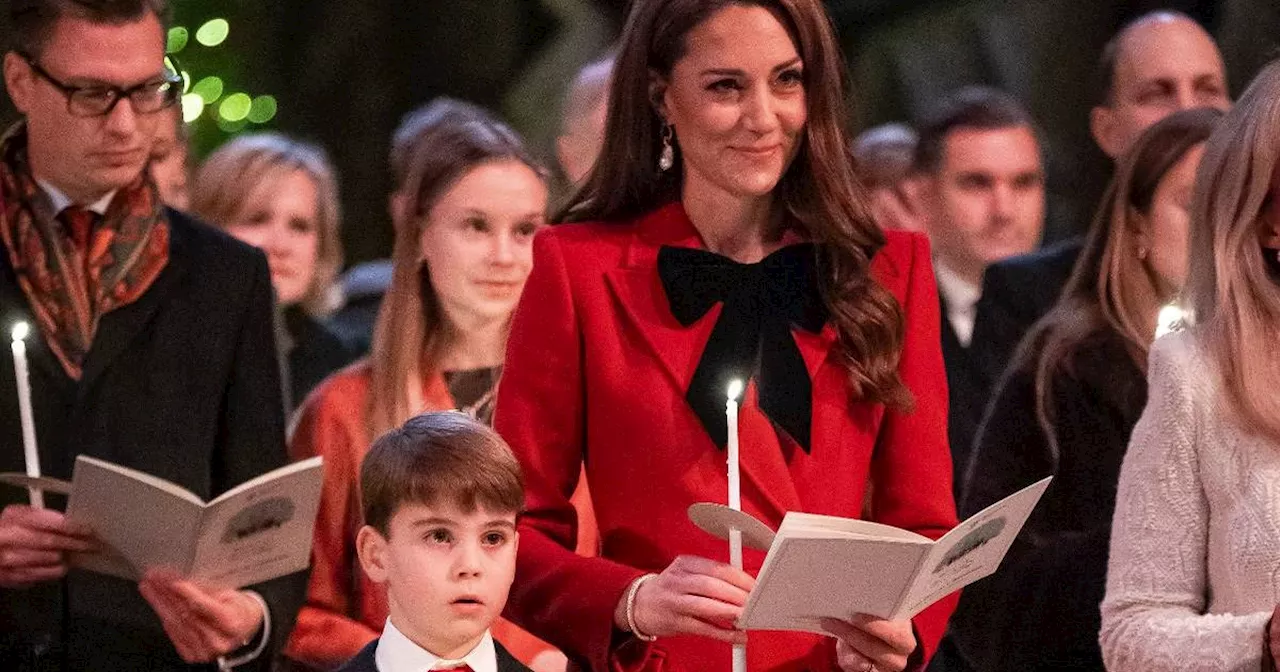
left=36, top=178, right=115, bottom=216
left=375, top=617, right=497, bottom=672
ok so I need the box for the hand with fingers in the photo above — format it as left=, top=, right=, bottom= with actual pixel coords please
left=822, top=615, right=917, bottom=672
left=613, top=554, right=754, bottom=643
left=138, top=569, right=265, bottom=664
left=0, top=504, right=98, bottom=588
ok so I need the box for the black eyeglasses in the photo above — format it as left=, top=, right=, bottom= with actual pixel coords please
left=22, top=54, right=183, bottom=117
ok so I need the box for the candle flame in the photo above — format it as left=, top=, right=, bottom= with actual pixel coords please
left=11, top=321, right=29, bottom=342
left=1155, top=304, right=1186, bottom=339
left=727, top=379, right=743, bottom=401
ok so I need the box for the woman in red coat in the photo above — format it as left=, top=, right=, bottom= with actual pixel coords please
left=493, top=1, right=958, bottom=671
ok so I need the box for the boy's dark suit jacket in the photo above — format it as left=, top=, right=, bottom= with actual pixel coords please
left=336, top=638, right=533, bottom=672
left=0, top=209, right=306, bottom=671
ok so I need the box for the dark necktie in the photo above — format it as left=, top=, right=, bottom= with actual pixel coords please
left=58, top=205, right=97, bottom=253
left=657, top=242, right=829, bottom=452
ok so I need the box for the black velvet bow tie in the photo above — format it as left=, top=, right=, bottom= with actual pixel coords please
left=657, top=243, right=829, bottom=453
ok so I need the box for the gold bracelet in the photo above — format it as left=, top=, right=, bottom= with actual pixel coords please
left=625, top=574, right=658, bottom=642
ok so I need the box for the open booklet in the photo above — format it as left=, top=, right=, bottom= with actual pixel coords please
left=0, top=455, right=323, bottom=589
left=694, top=477, right=1050, bottom=634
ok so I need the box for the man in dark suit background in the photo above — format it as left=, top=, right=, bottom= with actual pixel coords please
left=969, top=10, right=1230, bottom=394
left=0, top=0, right=304, bottom=670
left=912, top=87, right=1045, bottom=497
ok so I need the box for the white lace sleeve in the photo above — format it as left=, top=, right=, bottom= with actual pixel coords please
left=1099, top=335, right=1270, bottom=672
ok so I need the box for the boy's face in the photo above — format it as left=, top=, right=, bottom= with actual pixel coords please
left=357, top=501, right=518, bottom=659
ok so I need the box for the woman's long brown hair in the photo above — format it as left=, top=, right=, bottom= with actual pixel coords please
left=559, top=0, right=911, bottom=409
left=367, top=99, right=547, bottom=440
left=1020, top=107, right=1220, bottom=455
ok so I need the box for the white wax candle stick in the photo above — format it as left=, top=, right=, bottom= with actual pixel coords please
left=726, top=379, right=742, bottom=513
left=10, top=322, right=42, bottom=509
left=726, top=379, right=746, bottom=672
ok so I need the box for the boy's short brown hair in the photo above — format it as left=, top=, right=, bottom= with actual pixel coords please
left=360, top=411, right=524, bottom=536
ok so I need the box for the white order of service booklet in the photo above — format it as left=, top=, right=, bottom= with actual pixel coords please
left=737, top=477, right=1051, bottom=633
left=1, top=454, right=323, bottom=589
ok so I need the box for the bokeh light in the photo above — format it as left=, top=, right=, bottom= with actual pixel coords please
left=247, top=95, right=278, bottom=124
left=217, top=116, right=249, bottom=134
left=195, top=19, right=230, bottom=47
left=181, top=93, right=205, bottom=124
left=192, top=76, right=224, bottom=104
left=166, top=27, right=188, bottom=53
left=219, top=93, right=252, bottom=122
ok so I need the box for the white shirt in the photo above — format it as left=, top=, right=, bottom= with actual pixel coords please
left=375, top=618, right=498, bottom=672
left=934, top=261, right=982, bottom=348
left=36, top=178, right=114, bottom=216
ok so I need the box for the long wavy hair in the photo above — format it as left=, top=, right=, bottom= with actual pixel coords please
left=367, top=99, right=548, bottom=439
left=559, top=0, right=910, bottom=409
left=1185, top=59, right=1280, bottom=444
left=1022, top=108, right=1219, bottom=451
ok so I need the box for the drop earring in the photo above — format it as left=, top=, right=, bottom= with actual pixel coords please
left=658, top=123, right=675, bottom=172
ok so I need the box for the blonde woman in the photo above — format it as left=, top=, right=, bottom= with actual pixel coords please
left=192, top=133, right=349, bottom=406
left=931, top=108, right=1220, bottom=672
left=1100, top=60, right=1280, bottom=671
left=282, top=99, right=569, bottom=671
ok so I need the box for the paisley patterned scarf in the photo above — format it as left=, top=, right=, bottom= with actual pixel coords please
left=0, top=123, right=169, bottom=379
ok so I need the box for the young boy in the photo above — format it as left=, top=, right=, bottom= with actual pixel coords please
left=339, top=412, right=533, bottom=672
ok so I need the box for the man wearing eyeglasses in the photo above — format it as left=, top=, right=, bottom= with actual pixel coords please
left=0, top=1, right=303, bottom=671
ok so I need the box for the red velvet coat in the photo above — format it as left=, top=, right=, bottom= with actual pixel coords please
left=494, top=202, right=958, bottom=672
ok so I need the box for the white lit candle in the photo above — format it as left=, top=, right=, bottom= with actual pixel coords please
left=1155, top=303, right=1187, bottom=339
left=726, top=379, right=743, bottom=514
left=726, top=379, right=746, bottom=672
left=10, top=322, right=42, bottom=508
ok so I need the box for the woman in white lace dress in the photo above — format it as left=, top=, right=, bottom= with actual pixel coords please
left=1100, top=59, right=1280, bottom=672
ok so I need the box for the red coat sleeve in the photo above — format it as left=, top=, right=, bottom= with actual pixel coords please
left=284, top=376, right=381, bottom=668
left=495, top=230, right=647, bottom=672
left=871, top=232, right=960, bottom=665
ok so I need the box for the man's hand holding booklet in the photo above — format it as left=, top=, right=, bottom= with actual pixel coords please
left=0, top=454, right=323, bottom=589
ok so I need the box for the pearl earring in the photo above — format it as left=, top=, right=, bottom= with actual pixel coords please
left=658, top=124, right=674, bottom=172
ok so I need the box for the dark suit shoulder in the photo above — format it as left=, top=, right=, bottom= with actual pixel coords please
left=165, top=207, right=268, bottom=272
left=335, top=639, right=380, bottom=672
left=985, top=238, right=1083, bottom=289
left=496, top=640, right=535, bottom=672
left=164, top=207, right=272, bottom=314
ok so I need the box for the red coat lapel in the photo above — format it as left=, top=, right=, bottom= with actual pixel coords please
left=602, top=202, right=847, bottom=521
left=603, top=202, right=711, bottom=397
